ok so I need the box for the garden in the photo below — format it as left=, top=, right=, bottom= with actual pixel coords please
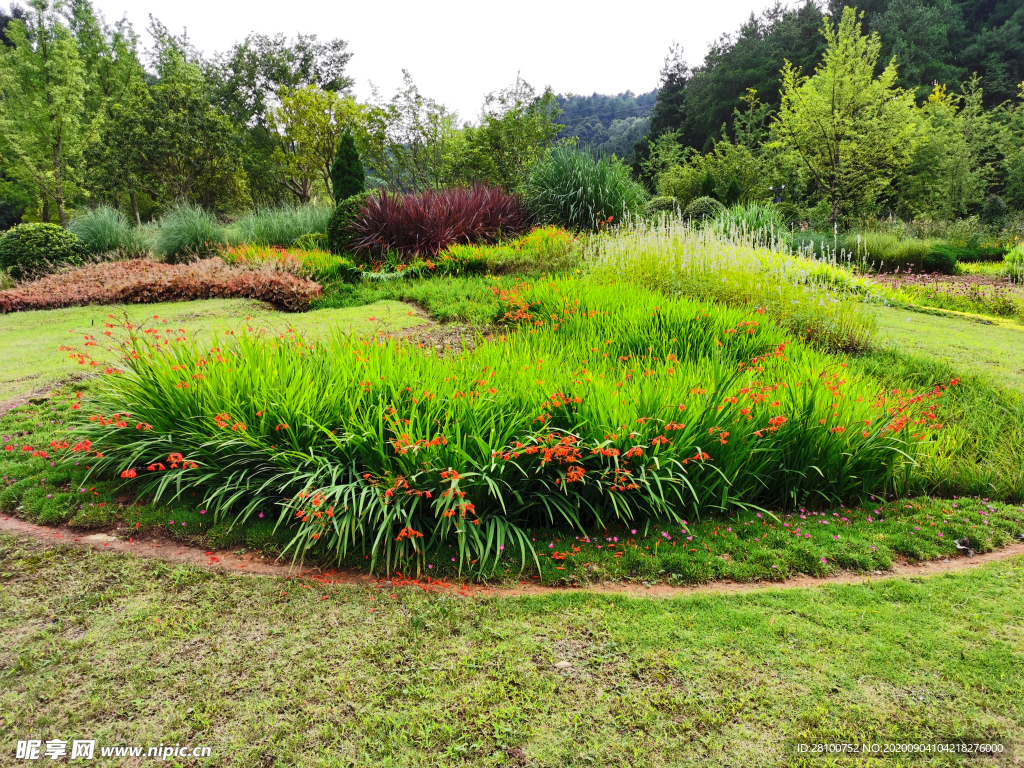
left=2, top=1, right=1024, bottom=765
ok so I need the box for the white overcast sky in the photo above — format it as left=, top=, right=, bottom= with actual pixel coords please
left=87, top=0, right=785, bottom=120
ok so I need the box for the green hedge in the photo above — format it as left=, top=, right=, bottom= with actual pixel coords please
left=0, top=223, right=86, bottom=281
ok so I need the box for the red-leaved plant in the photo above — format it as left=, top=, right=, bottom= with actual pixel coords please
left=350, top=185, right=528, bottom=261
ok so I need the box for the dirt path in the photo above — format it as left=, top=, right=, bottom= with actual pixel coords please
left=3, top=513, right=1023, bottom=598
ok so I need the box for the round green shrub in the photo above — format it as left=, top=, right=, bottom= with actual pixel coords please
left=0, top=223, right=86, bottom=280
left=682, top=196, right=726, bottom=224
left=292, top=232, right=328, bottom=251
left=327, top=191, right=371, bottom=255
left=644, top=196, right=680, bottom=217
left=922, top=245, right=958, bottom=274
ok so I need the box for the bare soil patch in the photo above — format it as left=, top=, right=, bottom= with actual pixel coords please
left=3, top=513, right=1022, bottom=599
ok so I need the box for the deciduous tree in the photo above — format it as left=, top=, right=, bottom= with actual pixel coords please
left=0, top=0, right=85, bottom=226
left=772, top=7, right=916, bottom=226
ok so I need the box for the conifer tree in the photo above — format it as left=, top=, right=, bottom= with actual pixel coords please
left=329, top=130, right=365, bottom=202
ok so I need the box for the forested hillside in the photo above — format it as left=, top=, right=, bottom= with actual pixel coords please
left=554, top=90, right=656, bottom=158
left=637, top=0, right=1024, bottom=164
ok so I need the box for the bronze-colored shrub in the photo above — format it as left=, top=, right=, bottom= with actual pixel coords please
left=0, top=258, right=321, bottom=313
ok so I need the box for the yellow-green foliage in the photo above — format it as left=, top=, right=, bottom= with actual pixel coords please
left=219, top=244, right=358, bottom=283
left=441, top=226, right=579, bottom=275
left=589, top=219, right=876, bottom=352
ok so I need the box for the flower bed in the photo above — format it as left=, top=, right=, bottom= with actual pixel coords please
left=72, top=279, right=952, bottom=575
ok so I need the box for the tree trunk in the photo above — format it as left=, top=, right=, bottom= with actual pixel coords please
left=54, top=140, right=68, bottom=228
left=130, top=191, right=141, bottom=226
left=41, top=199, right=51, bottom=223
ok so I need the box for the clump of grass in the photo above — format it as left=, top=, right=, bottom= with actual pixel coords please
left=712, top=203, right=787, bottom=244
left=75, top=280, right=950, bottom=577
left=3, top=395, right=1020, bottom=585
left=155, top=204, right=226, bottom=264
left=69, top=205, right=149, bottom=257
left=854, top=232, right=938, bottom=273
left=853, top=346, right=1024, bottom=502
left=233, top=205, right=333, bottom=249
left=525, top=146, right=648, bottom=231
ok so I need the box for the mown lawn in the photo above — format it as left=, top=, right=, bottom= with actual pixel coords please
left=0, top=299, right=427, bottom=402
left=1, top=533, right=1021, bottom=767
left=870, top=305, right=1024, bottom=392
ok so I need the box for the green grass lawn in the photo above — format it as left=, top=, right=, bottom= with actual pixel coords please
left=0, top=299, right=427, bottom=403
left=871, top=305, right=1024, bottom=392
left=1, top=532, right=1021, bottom=767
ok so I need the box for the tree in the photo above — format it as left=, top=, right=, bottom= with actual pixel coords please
left=655, top=140, right=767, bottom=207
left=461, top=76, right=562, bottom=193
left=207, top=32, right=354, bottom=206
left=0, top=0, right=86, bottom=226
left=632, top=43, right=689, bottom=180
left=66, top=0, right=145, bottom=220
left=699, top=169, right=717, bottom=199
left=724, top=176, right=742, bottom=206
left=330, top=131, right=365, bottom=201
left=0, top=4, right=28, bottom=47
left=772, top=7, right=916, bottom=227
left=358, top=71, right=461, bottom=193
left=1003, top=81, right=1024, bottom=210
left=269, top=84, right=364, bottom=203
left=66, top=0, right=142, bottom=120
left=681, top=2, right=826, bottom=153
left=208, top=32, right=353, bottom=127
left=899, top=81, right=999, bottom=219
left=91, top=48, right=248, bottom=215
